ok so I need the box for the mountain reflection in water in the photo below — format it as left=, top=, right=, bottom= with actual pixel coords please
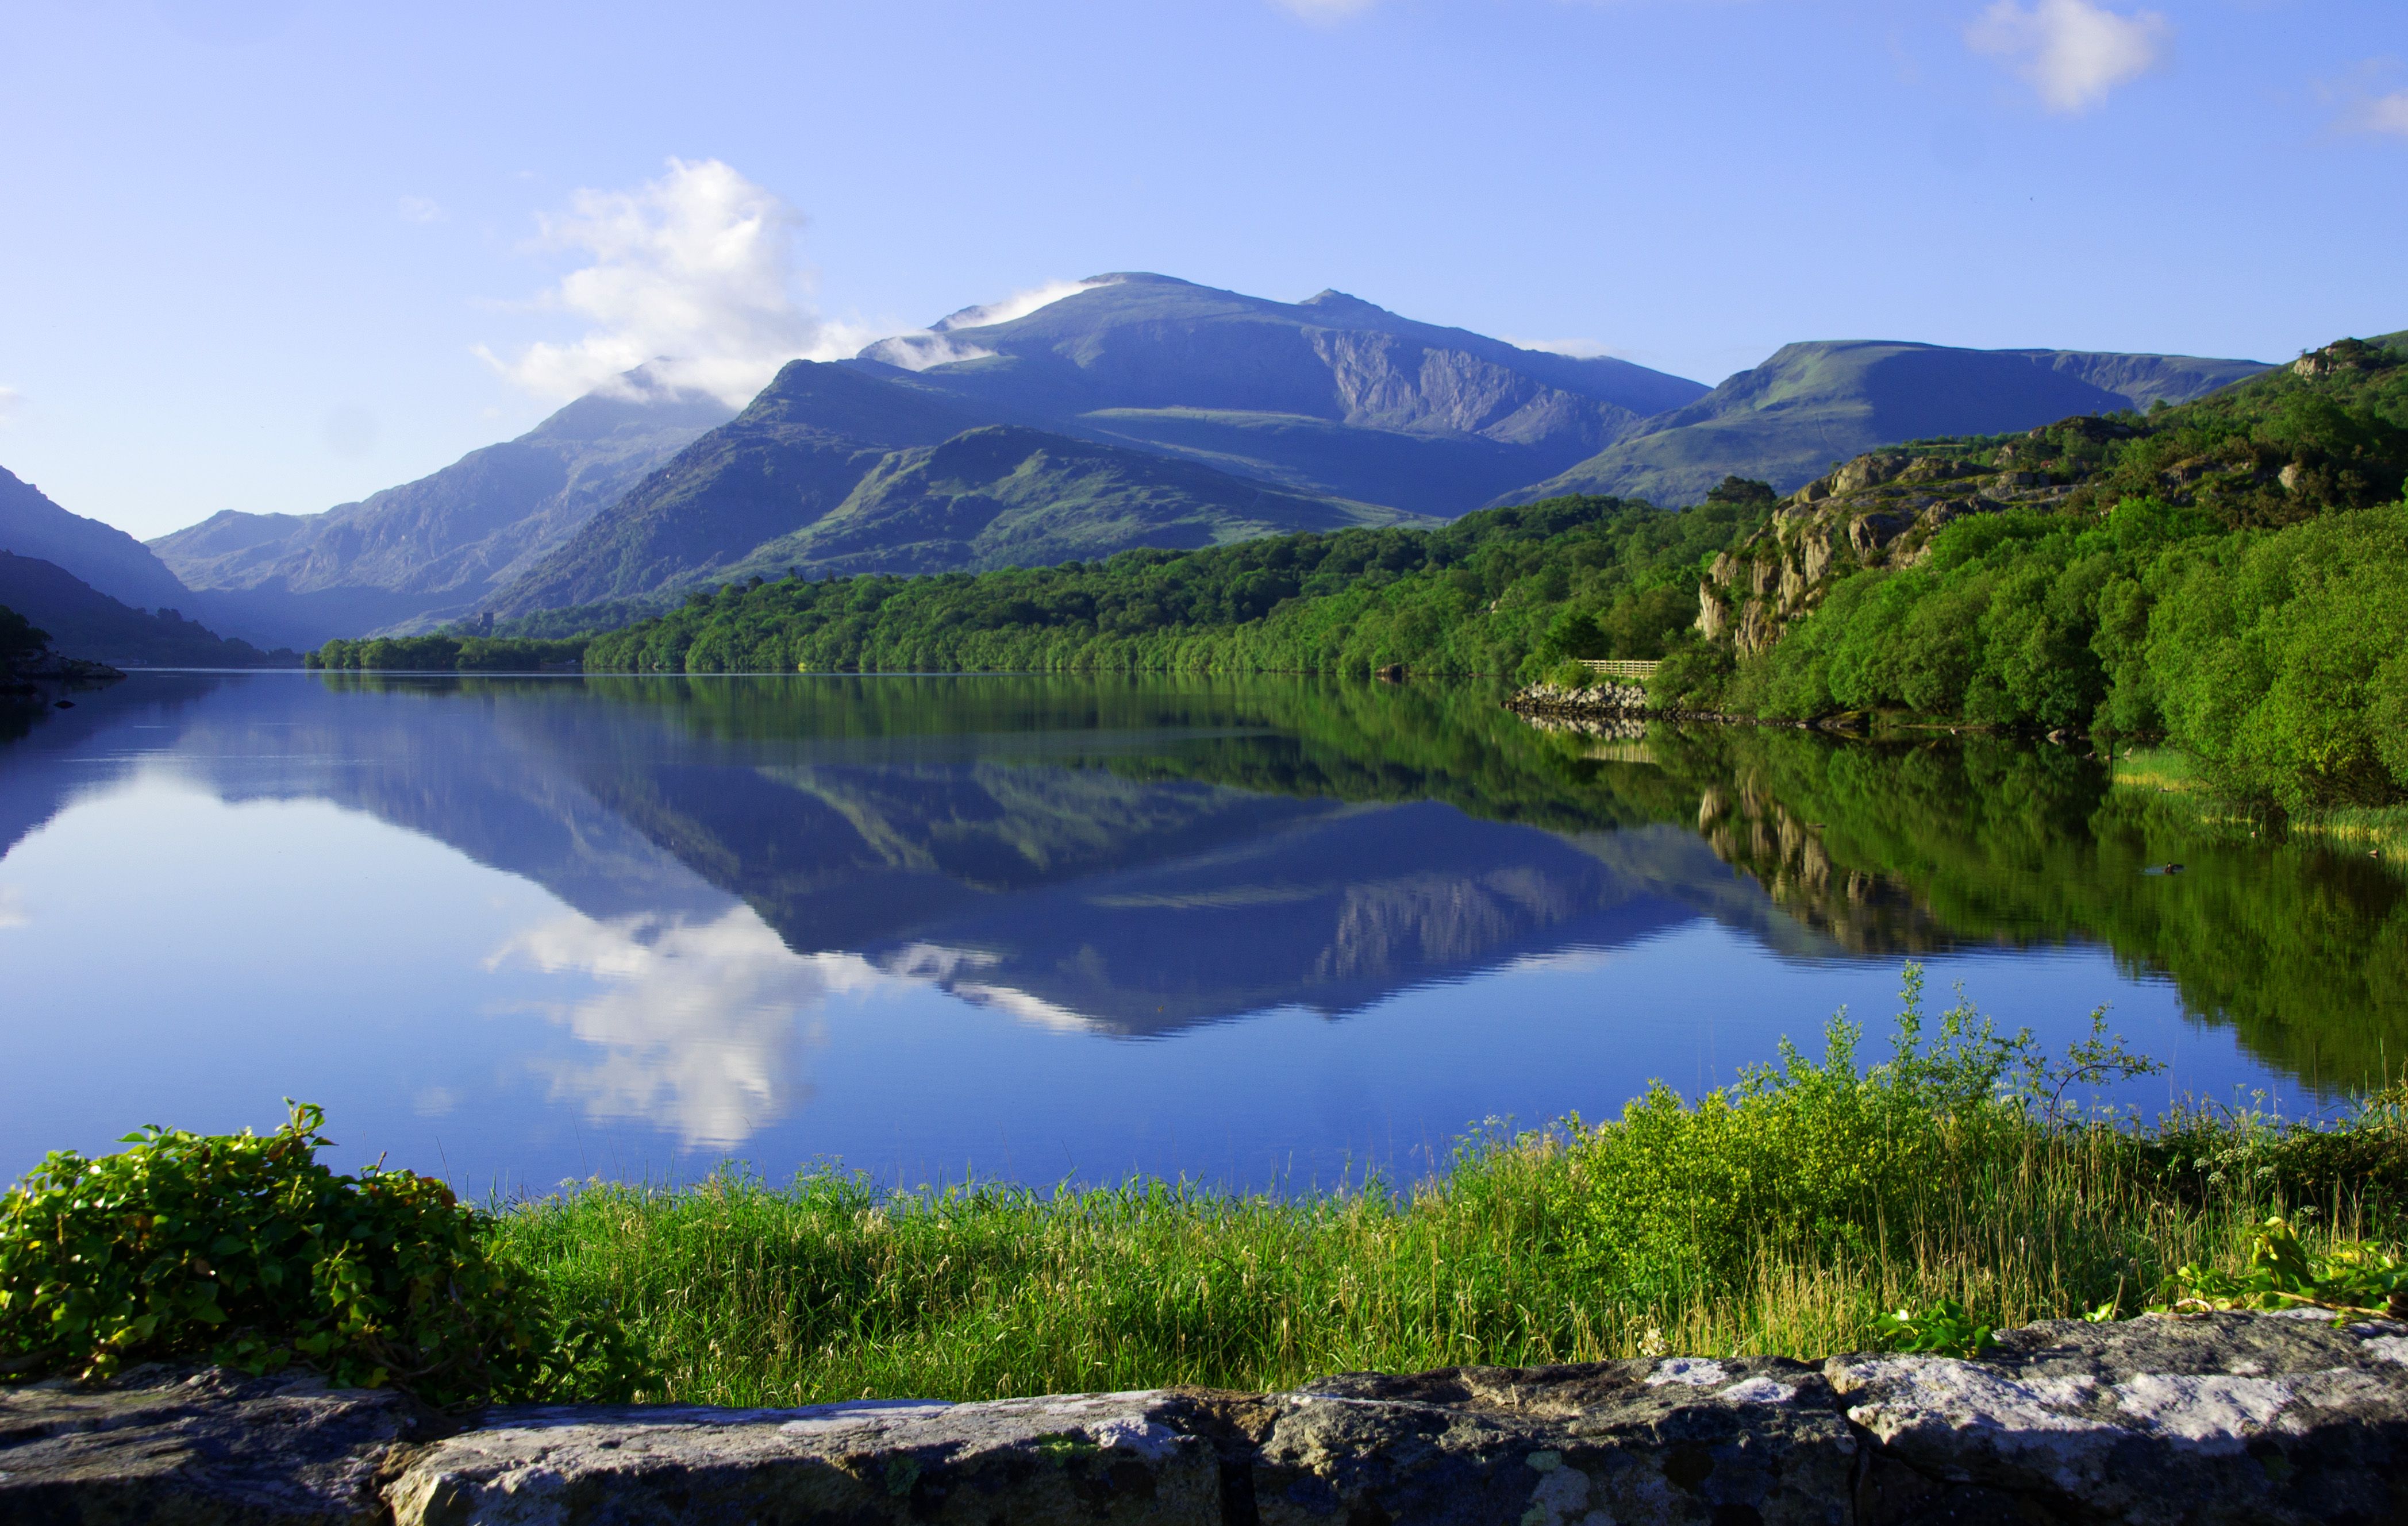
left=0, top=672, right=2392, bottom=1189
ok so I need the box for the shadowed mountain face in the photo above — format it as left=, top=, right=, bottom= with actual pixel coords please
left=0, top=553, right=294, bottom=666
left=1504, top=340, right=2272, bottom=507
left=147, top=376, right=733, bottom=647
left=0, top=467, right=194, bottom=613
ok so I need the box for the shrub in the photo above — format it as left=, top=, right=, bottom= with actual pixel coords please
left=0, top=1103, right=645, bottom=1408
left=1550, top=968, right=2155, bottom=1311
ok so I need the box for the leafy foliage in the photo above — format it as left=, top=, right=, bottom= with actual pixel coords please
left=308, top=635, right=589, bottom=672
left=564, top=494, right=1759, bottom=681
left=1874, top=1299, right=1996, bottom=1357
left=2152, top=1216, right=2408, bottom=1322
left=1549, top=967, right=2159, bottom=1310
left=0, top=1104, right=645, bottom=1407
left=0, top=602, right=51, bottom=667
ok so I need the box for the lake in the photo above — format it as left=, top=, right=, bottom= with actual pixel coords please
left=2, top=671, right=2396, bottom=1194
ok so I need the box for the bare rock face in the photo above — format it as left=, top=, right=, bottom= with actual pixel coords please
left=3, top=1313, right=2402, bottom=1525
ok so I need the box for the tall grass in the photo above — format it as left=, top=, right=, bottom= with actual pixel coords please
left=490, top=975, right=2406, bottom=1406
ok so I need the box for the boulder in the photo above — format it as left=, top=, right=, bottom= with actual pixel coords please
left=0, top=1363, right=447, bottom=1524
left=2, top=1313, right=2402, bottom=1525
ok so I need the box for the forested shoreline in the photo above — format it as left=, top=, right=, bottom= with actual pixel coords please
left=309, top=332, right=2408, bottom=812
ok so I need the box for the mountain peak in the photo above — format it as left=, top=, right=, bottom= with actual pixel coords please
left=1298, top=288, right=1380, bottom=313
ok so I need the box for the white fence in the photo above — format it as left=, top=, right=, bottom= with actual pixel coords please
left=1574, top=659, right=1661, bottom=680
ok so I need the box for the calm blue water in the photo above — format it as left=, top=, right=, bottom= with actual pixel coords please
left=0, top=670, right=2373, bottom=1194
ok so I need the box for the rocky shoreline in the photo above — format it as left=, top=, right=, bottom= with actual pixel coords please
left=1505, top=681, right=1868, bottom=734
left=1, top=653, right=124, bottom=705
left=3, top=1311, right=2403, bottom=1524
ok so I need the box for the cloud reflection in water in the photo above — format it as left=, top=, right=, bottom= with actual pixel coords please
left=490, top=905, right=876, bottom=1148
left=488, top=909, right=1099, bottom=1148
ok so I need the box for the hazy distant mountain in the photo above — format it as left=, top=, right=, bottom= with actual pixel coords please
left=0, top=467, right=193, bottom=612
left=148, top=372, right=732, bottom=647
left=851, top=273, right=1709, bottom=515
left=1501, top=340, right=2272, bottom=507
left=0, top=552, right=295, bottom=666
left=491, top=363, right=1428, bottom=613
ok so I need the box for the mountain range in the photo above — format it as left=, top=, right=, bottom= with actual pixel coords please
left=2, top=271, right=2284, bottom=652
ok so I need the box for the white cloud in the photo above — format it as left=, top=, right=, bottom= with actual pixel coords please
left=0, top=387, right=20, bottom=429
left=930, top=277, right=1117, bottom=333
left=858, top=277, right=1119, bottom=373
left=1507, top=337, right=1624, bottom=360
left=397, top=195, right=444, bottom=224
left=491, top=904, right=883, bottom=1147
left=1271, top=0, right=1378, bottom=19
left=477, top=157, right=877, bottom=407
left=1968, top=0, right=2171, bottom=114
left=2353, top=91, right=2408, bottom=137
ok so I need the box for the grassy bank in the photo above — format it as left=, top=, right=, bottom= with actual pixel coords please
left=2114, top=745, right=2408, bottom=861
left=13, top=974, right=2399, bottom=1408
left=490, top=976, right=2407, bottom=1406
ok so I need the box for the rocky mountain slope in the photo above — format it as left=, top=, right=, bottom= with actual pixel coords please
left=849, top=273, right=1709, bottom=516
left=148, top=372, right=730, bottom=646
left=490, top=361, right=1428, bottom=613
left=0, top=467, right=194, bottom=612
left=1512, top=340, right=2271, bottom=510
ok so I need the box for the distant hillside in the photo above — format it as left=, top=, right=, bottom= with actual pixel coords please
left=0, top=467, right=193, bottom=611
left=1502, top=341, right=2272, bottom=508
left=491, top=362, right=1429, bottom=614
left=0, top=552, right=297, bottom=666
left=149, top=371, right=731, bottom=647
left=729, top=425, right=1426, bottom=579
left=849, top=273, right=1709, bottom=516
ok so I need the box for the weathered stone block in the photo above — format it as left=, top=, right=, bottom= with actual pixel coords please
left=3, top=1314, right=2403, bottom=1525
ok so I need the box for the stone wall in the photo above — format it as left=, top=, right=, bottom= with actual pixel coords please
left=3, top=1312, right=2403, bottom=1524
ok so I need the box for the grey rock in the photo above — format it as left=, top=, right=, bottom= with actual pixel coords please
left=1255, top=1355, right=1853, bottom=1525
left=0, top=1363, right=444, bottom=1524
left=1832, top=1312, right=2408, bottom=1526
left=385, top=1389, right=1230, bottom=1525
left=5, top=1314, right=2403, bottom=1525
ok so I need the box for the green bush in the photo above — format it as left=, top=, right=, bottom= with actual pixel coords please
left=1551, top=969, right=2156, bottom=1310
left=0, top=1103, right=645, bottom=1407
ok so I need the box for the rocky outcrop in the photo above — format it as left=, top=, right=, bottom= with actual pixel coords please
left=3, top=1312, right=2403, bottom=1524
left=1697, top=442, right=2090, bottom=657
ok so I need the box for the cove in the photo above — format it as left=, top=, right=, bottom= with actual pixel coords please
left=0, top=670, right=2392, bottom=1194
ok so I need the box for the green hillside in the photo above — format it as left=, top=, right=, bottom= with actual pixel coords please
left=490, top=362, right=978, bottom=614
left=493, top=364, right=1429, bottom=616
left=1671, top=332, right=2408, bottom=809
left=1507, top=340, right=2271, bottom=508
left=724, top=425, right=1421, bottom=579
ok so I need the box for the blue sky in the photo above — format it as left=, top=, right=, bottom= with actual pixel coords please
left=1, top=0, right=2402, bottom=540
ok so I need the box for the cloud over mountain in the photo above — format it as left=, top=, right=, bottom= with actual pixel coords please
left=1968, top=0, right=2170, bottom=115
left=478, top=158, right=876, bottom=408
